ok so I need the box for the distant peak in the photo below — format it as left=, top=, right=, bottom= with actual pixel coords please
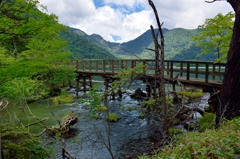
left=90, top=33, right=104, bottom=39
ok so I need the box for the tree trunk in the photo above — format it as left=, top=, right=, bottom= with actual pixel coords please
left=216, top=0, right=240, bottom=126
left=148, top=0, right=168, bottom=136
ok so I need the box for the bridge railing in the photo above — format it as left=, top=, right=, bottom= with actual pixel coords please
left=164, top=60, right=225, bottom=83
left=71, top=59, right=145, bottom=74
left=71, top=59, right=225, bottom=83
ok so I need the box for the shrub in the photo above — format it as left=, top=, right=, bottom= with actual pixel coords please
left=106, top=113, right=118, bottom=122
left=169, top=128, right=184, bottom=136
left=198, top=112, right=216, bottom=132
left=1, top=123, right=52, bottom=159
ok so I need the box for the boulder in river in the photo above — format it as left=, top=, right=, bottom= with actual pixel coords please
left=130, top=88, right=147, bottom=99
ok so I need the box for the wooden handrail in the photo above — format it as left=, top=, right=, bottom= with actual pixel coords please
left=71, top=59, right=226, bottom=84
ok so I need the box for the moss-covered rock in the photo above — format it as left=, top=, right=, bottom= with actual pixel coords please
left=95, top=105, right=107, bottom=111
left=51, top=94, right=74, bottom=105
left=106, top=113, right=118, bottom=122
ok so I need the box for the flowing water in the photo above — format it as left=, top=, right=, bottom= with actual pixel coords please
left=1, top=86, right=210, bottom=159
left=45, top=92, right=147, bottom=159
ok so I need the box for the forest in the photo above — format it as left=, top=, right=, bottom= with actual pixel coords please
left=0, top=0, right=240, bottom=159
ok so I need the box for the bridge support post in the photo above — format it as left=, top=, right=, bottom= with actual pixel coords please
left=76, top=74, right=93, bottom=96
left=146, top=85, right=152, bottom=98
left=76, top=75, right=80, bottom=97
left=103, top=76, right=110, bottom=101
left=145, top=79, right=161, bottom=98
left=103, top=76, right=121, bottom=100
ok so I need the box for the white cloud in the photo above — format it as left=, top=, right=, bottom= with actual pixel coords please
left=152, top=0, right=233, bottom=29
left=38, top=0, right=233, bottom=43
left=71, top=6, right=124, bottom=42
left=39, top=0, right=96, bottom=25
left=121, top=10, right=155, bottom=42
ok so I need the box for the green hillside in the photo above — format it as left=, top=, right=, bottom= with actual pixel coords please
left=117, top=28, right=169, bottom=55
left=60, top=27, right=116, bottom=59
left=61, top=27, right=217, bottom=61
left=138, top=28, right=217, bottom=61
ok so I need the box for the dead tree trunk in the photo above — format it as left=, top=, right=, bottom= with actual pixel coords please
left=148, top=0, right=168, bottom=136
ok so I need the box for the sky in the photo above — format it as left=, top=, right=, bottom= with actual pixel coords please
left=38, top=0, right=233, bottom=43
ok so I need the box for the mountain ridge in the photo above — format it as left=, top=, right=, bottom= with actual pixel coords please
left=62, top=27, right=217, bottom=61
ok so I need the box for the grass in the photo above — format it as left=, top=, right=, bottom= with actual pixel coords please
left=138, top=117, right=240, bottom=159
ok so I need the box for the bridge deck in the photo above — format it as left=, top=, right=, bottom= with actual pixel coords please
left=72, top=59, right=225, bottom=91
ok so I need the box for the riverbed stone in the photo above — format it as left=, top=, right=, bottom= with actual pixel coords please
left=130, top=88, right=147, bottom=99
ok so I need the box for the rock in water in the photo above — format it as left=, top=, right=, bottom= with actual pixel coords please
left=47, top=112, right=79, bottom=137
left=130, top=88, right=147, bottom=99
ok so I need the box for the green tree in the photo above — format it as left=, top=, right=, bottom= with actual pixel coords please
left=0, top=1, right=74, bottom=158
left=0, top=0, right=49, bottom=57
left=203, top=0, right=240, bottom=127
left=192, top=12, right=234, bottom=62
left=0, top=0, right=75, bottom=100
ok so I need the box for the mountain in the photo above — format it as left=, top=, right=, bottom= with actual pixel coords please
left=60, top=27, right=116, bottom=59
left=61, top=27, right=217, bottom=61
left=117, top=28, right=169, bottom=55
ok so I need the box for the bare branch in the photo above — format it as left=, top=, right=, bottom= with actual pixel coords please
left=25, top=117, right=49, bottom=127
left=205, top=0, right=226, bottom=3
left=62, top=147, right=76, bottom=159
left=0, top=100, right=8, bottom=111
left=120, top=48, right=154, bottom=67
left=51, top=111, right=61, bottom=126
left=120, top=49, right=144, bottom=60
left=148, top=0, right=164, bottom=38
left=145, top=48, right=155, bottom=52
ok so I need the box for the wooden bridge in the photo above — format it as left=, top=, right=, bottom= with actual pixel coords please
left=70, top=59, right=225, bottom=95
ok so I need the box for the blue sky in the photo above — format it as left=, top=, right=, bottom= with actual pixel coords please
left=39, top=0, right=233, bottom=43
left=94, top=0, right=145, bottom=13
left=93, top=0, right=105, bottom=8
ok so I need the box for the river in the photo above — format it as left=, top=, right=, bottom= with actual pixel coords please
left=1, top=84, right=210, bottom=159
left=36, top=91, right=148, bottom=159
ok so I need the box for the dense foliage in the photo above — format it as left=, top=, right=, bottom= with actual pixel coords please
left=192, top=12, right=234, bottom=62
left=1, top=123, right=52, bottom=159
left=0, top=0, right=75, bottom=101
left=0, top=0, right=75, bottom=158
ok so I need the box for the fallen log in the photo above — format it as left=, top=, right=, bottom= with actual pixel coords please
left=46, top=112, right=79, bottom=137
